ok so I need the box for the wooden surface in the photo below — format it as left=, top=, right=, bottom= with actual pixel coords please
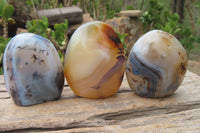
left=119, top=10, right=141, bottom=17
left=37, top=6, right=83, bottom=26
left=0, top=71, right=200, bottom=132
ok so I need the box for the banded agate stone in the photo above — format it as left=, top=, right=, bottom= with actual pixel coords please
left=126, top=30, right=188, bottom=98
left=3, top=33, right=64, bottom=106
left=64, top=21, right=126, bottom=98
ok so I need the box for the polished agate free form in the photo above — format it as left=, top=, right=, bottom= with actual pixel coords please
left=126, top=30, right=188, bottom=98
left=64, top=21, right=126, bottom=98
left=3, top=33, right=64, bottom=106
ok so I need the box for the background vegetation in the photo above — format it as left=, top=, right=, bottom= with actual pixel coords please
left=0, top=0, right=200, bottom=74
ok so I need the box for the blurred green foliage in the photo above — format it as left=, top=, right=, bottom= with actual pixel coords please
left=116, top=31, right=128, bottom=56
left=0, top=0, right=15, bottom=74
left=53, top=19, right=68, bottom=45
left=140, top=0, right=180, bottom=34
left=126, top=5, right=135, bottom=10
left=27, top=17, right=68, bottom=47
left=25, top=0, right=63, bottom=9
left=0, top=37, right=10, bottom=74
left=116, top=31, right=128, bottom=49
left=26, top=17, right=49, bottom=38
left=0, top=0, right=14, bottom=21
left=73, top=0, right=121, bottom=20
left=0, top=37, right=10, bottom=54
left=140, top=0, right=198, bottom=54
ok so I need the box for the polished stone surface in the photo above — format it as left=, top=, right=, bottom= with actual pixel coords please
left=3, top=33, right=64, bottom=106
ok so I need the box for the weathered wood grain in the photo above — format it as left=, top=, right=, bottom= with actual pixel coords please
left=119, top=10, right=141, bottom=17
left=0, top=71, right=200, bottom=132
left=37, top=6, right=83, bottom=26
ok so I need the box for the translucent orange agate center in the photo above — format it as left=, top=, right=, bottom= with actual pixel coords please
left=64, top=21, right=126, bottom=98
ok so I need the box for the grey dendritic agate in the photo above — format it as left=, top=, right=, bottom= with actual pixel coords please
left=3, top=33, right=64, bottom=106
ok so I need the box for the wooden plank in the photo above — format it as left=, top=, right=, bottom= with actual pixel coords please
left=46, top=108, right=200, bottom=133
left=0, top=70, right=200, bottom=132
left=37, top=6, right=83, bottom=26
left=119, top=10, right=141, bottom=17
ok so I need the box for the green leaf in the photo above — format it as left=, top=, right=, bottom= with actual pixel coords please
left=50, top=30, right=55, bottom=39
left=0, top=37, right=10, bottom=54
left=0, top=43, right=6, bottom=53
left=2, top=4, right=14, bottom=20
left=26, top=21, right=33, bottom=30
left=8, top=18, right=15, bottom=24
left=64, top=19, right=68, bottom=29
left=53, top=20, right=68, bottom=45
left=58, top=3, right=63, bottom=8
left=197, top=19, right=200, bottom=25
left=0, top=36, right=6, bottom=42
left=41, top=17, right=48, bottom=28
left=0, top=0, right=8, bottom=15
left=25, top=0, right=32, bottom=7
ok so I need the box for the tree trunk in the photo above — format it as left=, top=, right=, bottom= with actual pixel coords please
left=91, top=1, right=96, bottom=19
left=172, top=0, right=185, bottom=24
left=171, top=0, right=185, bottom=39
left=96, top=1, right=100, bottom=20
left=140, top=0, right=144, bottom=10
left=111, top=0, right=115, bottom=10
left=102, top=1, right=107, bottom=21
left=122, top=0, right=125, bottom=10
left=81, top=0, right=88, bottom=13
left=185, top=0, right=195, bottom=35
left=63, top=0, right=73, bottom=7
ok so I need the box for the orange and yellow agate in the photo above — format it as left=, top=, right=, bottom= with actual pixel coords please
left=64, top=21, right=126, bottom=98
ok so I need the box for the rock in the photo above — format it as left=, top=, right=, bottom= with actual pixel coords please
left=64, top=21, right=126, bottom=99
left=188, top=60, right=200, bottom=75
left=82, top=13, right=94, bottom=23
left=105, top=11, right=143, bottom=57
left=1, top=71, right=200, bottom=132
left=16, top=28, right=28, bottom=34
left=3, top=33, right=64, bottom=106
